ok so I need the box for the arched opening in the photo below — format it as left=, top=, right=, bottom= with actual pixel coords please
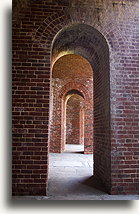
left=66, top=93, right=84, bottom=146
left=63, top=90, right=85, bottom=154
left=50, top=53, right=93, bottom=154
left=48, top=23, right=110, bottom=195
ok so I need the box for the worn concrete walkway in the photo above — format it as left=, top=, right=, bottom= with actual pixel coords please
left=47, top=144, right=139, bottom=200
left=13, top=144, right=139, bottom=200
left=48, top=144, right=96, bottom=197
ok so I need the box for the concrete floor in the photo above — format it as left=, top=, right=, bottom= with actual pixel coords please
left=48, top=144, right=97, bottom=197
left=13, top=144, right=139, bottom=200
left=46, top=144, right=139, bottom=200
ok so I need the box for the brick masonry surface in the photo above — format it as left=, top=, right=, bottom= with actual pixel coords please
left=12, top=0, right=139, bottom=195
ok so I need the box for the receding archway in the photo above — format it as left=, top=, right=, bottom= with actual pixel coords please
left=49, top=23, right=110, bottom=193
left=63, top=87, right=94, bottom=154
left=66, top=93, right=84, bottom=145
left=49, top=54, right=94, bottom=154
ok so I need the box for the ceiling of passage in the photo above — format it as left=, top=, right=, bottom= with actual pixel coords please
left=52, top=23, right=109, bottom=72
left=52, top=54, right=92, bottom=79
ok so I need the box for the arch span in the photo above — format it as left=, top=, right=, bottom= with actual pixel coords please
left=49, top=23, right=111, bottom=192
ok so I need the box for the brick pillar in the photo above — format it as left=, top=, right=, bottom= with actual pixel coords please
left=79, top=107, right=84, bottom=145
left=49, top=92, right=62, bottom=153
left=84, top=103, right=94, bottom=154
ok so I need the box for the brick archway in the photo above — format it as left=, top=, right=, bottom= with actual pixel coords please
left=50, top=24, right=111, bottom=192
left=62, top=90, right=85, bottom=153
left=59, top=81, right=91, bottom=102
left=65, top=92, right=85, bottom=146
left=61, top=85, right=93, bottom=154
left=49, top=79, right=94, bottom=154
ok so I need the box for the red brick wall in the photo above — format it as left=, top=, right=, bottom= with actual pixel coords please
left=110, top=10, right=139, bottom=195
left=12, top=0, right=139, bottom=195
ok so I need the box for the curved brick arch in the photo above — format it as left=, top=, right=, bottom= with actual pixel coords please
left=51, top=23, right=110, bottom=73
left=31, top=13, right=129, bottom=70
left=29, top=2, right=134, bottom=61
left=32, top=11, right=69, bottom=49
left=31, top=11, right=110, bottom=53
left=59, top=81, right=92, bottom=104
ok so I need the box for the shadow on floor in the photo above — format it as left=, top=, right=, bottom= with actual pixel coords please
left=64, top=151, right=84, bottom=154
left=82, top=176, right=108, bottom=194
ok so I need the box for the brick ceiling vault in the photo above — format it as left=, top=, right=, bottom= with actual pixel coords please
left=51, top=23, right=109, bottom=73
left=52, top=54, right=93, bottom=79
